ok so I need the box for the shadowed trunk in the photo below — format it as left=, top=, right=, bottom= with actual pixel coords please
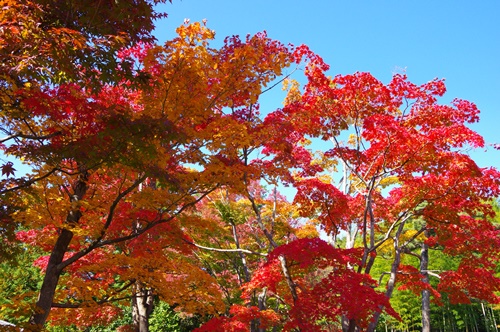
left=31, top=228, right=74, bottom=329
left=30, top=171, right=88, bottom=329
left=366, top=221, right=406, bottom=332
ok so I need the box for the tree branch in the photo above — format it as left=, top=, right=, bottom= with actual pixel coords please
left=0, top=168, right=59, bottom=195
left=0, top=131, right=62, bottom=143
left=183, top=238, right=267, bottom=257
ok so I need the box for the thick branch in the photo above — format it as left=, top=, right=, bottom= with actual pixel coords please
left=370, top=211, right=413, bottom=252
left=58, top=188, right=214, bottom=270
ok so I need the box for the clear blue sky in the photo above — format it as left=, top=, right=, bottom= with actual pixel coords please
left=154, top=0, right=500, bottom=169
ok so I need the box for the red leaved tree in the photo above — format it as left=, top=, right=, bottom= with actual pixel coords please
left=272, top=47, right=500, bottom=331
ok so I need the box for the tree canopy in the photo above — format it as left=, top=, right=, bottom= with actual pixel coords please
left=1, top=1, right=499, bottom=332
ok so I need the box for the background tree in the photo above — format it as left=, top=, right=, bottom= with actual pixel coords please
left=374, top=199, right=500, bottom=331
left=0, top=241, right=43, bottom=325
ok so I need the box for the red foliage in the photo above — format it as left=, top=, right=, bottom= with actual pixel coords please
left=294, top=179, right=351, bottom=234
left=195, top=305, right=279, bottom=332
left=242, top=238, right=398, bottom=330
left=439, top=264, right=500, bottom=305
left=1, top=162, right=16, bottom=177
left=397, top=264, right=442, bottom=305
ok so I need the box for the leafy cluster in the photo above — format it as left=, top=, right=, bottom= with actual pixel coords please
left=1, top=1, right=499, bottom=332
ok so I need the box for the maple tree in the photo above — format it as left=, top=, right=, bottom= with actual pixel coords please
left=1, top=10, right=298, bottom=329
left=0, top=0, right=174, bottom=201
left=0, top=0, right=172, bottom=263
left=0, top=0, right=171, bottom=85
left=270, top=48, right=500, bottom=331
left=372, top=239, right=500, bottom=331
left=185, top=113, right=398, bottom=331
left=190, top=187, right=312, bottom=280
left=2, top=1, right=499, bottom=331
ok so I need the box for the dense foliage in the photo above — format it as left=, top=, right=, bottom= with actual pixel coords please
left=1, top=1, right=499, bottom=331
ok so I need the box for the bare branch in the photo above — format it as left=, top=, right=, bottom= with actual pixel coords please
left=0, top=131, right=62, bottom=143
left=425, top=271, right=442, bottom=279
left=184, top=239, right=267, bottom=257
left=0, top=168, right=59, bottom=195
left=261, top=68, right=298, bottom=95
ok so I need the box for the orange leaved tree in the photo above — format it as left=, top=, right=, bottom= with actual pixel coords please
left=3, top=17, right=297, bottom=330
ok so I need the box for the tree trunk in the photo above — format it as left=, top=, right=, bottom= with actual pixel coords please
left=344, top=318, right=358, bottom=332
left=278, top=255, right=298, bottom=303
left=256, top=288, right=267, bottom=332
left=367, top=221, right=406, bottom=332
left=132, top=283, right=155, bottom=332
left=30, top=170, right=88, bottom=329
left=421, top=235, right=431, bottom=332
left=491, top=305, right=498, bottom=332
left=31, top=228, right=74, bottom=329
left=231, top=222, right=251, bottom=284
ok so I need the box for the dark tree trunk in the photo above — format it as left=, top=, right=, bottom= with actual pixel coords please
left=30, top=171, right=88, bottom=330
left=367, top=221, right=406, bottom=332
left=31, top=229, right=74, bottom=329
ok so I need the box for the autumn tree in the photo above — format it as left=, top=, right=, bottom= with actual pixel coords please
left=3, top=2, right=499, bottom=332
left=0, top=0, right=173, bottom=259
left=185, top=53, right=398, bottom=330
left=0, top=0, right=174, bottom=177
left=274, top=48, right=500, bottom=331
left=1, top=13, right=298, bottom=330
left=0, top=0, right=171, bottom=86
left=184, top=185, right=312, bottom=298
left=373, top=241, right=500, bottom=331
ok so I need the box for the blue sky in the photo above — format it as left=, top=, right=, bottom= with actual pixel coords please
left=154, top=0, right=500, bottom=169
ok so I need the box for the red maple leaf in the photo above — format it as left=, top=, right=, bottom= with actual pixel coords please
left=1, top=162, right=16, bottom=177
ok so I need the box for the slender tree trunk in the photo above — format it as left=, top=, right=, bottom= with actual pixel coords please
left=130, top=180, right=157, bottom=332
left=421, top=232, right=431, bottom=332
left=257, top=288, right=267, bottom=311
left=231, top=222, right=251, bottom=283
left=472, top=306, right=480, bottom=332
left=278, top=255, right=298, bottom=303
left=367, top=221, right=406, bottom=332
left=132, top=283, right=155, bottom=332
left=30, top=170, right=89, bottom=329
left=246, top=175, right=298, bottom=330
left=491, top=305, right=498, bottom=332
left=252, top=288, right=267, bottom=332
left=481, top=302, right=491, bottom=332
